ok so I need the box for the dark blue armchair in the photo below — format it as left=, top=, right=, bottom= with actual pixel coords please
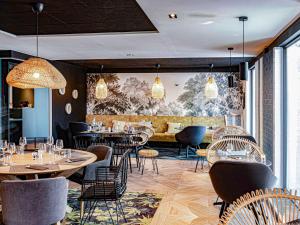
left=175, top=126, right=206, bottom=158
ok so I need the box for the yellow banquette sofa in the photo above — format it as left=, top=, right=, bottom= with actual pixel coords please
left=86, top=114, right=226, bottom=144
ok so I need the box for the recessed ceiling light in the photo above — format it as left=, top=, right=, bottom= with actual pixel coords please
left=202, top=20, right=214, bottom=25
left=168, top=13, right=177, bottom=19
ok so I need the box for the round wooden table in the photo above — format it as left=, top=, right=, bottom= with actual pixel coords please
left=0, top=150, right=97, bottom=180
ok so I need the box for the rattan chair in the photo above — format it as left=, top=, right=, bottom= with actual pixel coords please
left=220, top=188, right=300, bottom=225
left=212, top=125, right=249, bottom=142
left=206, top=137, right=265, bottom=166
left=131, top=125, right=155, bottom=139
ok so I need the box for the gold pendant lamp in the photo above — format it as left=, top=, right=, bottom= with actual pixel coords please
left=95, top=65, right=108, bottom=99
left=151, top=64, right=165, bottom=99
left=6, top=3, right=66, bottom=89
left=205, top=64, right=219, bottom=99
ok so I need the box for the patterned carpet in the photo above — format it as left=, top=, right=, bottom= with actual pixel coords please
left=65, top=189, right=163, bottom=225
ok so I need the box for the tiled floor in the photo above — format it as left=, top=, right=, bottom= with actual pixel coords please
left=127, top=159, right=219, bottom=225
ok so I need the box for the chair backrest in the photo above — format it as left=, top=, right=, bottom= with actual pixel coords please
left=0, top=177, right=69, bottom=225
left=69, top=122, right=89, bottom=136
left=209, top=160, right=277, bottom=204
left=220, top=189, right=300, bottom=225
left=73, top=134, right=100, bottom=150
left=115, top=150, right=130, bottom=196
left=212, top=125, right=248, bottom=142
left=84, top=145, right=113, bottom=180
left=132, top=125, right=155, bottom=138
left=175, top=126, right=207, bottom=146
left=95, top=149, right=130, bottom=197
left=87, top=144, right=112, bottom=161
left=223, top=135, right=257, bottom=144
left=207, top=137, right=264, bottom=163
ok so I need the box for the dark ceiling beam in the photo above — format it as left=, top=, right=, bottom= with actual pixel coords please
left=87, top=66, right=239, bottom=73
left=0, top=50, right=32, bottom=61
left=64, top=57, right=252, bottom=72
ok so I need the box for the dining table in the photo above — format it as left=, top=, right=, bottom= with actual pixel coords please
left=0, top=149, right=97, bottom=181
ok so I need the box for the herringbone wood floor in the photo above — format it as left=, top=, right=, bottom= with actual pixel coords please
left=70, top=158, right=220, bottom=224
left=128, top=159, right=219, bottom=225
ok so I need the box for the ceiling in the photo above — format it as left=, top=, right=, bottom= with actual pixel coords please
left=0, top=0, right=299, bottom=60
left=0, top=0, right=156, bottom=35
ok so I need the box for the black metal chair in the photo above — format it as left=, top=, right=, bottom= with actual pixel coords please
left=69, top=122, right=90, bottom=147
left=79, top=150, right=130, bottom=225
left=69, top=122, right=89, bottom=136
left=175, top=126, right=206, bottom=158
left=209, top=160, right=277, bottom=218
left=68, top=145, right=112, bottom=184
left=73, top=134, right=104, bottom=150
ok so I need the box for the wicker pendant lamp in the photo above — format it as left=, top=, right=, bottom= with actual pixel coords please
left=95, top=65, right=108, bottom=99
left=151, top=64, right=165, bottom=99
left=6, top=3, right=66, bottom=89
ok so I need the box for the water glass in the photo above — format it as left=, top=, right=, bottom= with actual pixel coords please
left=16, top=145, right=25, bottom=155
left=56, top=139, right=64, bottom=150
left=63, top=149, right=72, bottom=158
left=3, top=153, right=12, bottom=166
left=38, top=143, right=47, bottom=152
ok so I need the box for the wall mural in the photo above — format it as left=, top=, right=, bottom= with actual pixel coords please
left=87, top=72, right=242, bottom=122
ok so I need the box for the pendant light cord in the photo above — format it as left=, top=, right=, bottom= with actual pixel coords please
left=229, top=49, right=232, bottom=73
left=242, top=20, right=245, bottom=62
left=36, top=11, right=39, bottom=57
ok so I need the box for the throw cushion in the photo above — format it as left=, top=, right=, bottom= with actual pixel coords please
left=112, top=120, right=127, bottom=132
left=166, top=122, right=181, bottom=134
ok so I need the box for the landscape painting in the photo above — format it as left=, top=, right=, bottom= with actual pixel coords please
left=86, top=72, right=242, bottom=121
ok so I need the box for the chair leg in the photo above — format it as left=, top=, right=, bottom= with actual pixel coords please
left=104, top=200, right=115, bottom=225
left=154, top=159, right=159, bottom=174
left=117, top=200, right=127, bottom=223
left=178, top=144, right=182, bottom=155
left=219, top=201, right=225, bottom=218
left=186, top=146, right=189, bottom=158
left=201, top=156, right=204, bottom=169
left=128, top=154, right=132, bottom=173
left=80, top=201, right=84, bottom=219
left=195, top=158, right=200, bottom=172
left=151, top=158, right=155, bottom=171
left=141, top=157, right=146, bottom=175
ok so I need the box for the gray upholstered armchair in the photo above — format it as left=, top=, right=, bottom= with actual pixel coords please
left=0, top=177, right=68, bottom=225
left=68, top=145, right=112, bottom=184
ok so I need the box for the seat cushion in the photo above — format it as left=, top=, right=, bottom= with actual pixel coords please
left=150, top=133, right=176, bottom=142
left=150, top=132, right=213, bottom=143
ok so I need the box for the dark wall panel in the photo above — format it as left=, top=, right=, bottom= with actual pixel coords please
left=51, top=61, right=87, bottom=142
left=262, top=50, right=274, bottom=164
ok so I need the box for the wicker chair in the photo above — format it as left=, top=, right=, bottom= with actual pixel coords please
left=220, top=189, right=300, bottom=225
left=212, top=126, right=249, bottom=142
left=206, top=137, right=265, bottom=166
left=131, top=125, right=155, bottom=139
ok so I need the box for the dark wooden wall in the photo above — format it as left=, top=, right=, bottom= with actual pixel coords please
left=51, top=61, right=87, bottom=143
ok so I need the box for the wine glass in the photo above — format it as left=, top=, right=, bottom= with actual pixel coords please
left=8, top=142, right=16, bottom=154
left=56, top=139, right=64, bottom=150
left=47, top=136, right=54, bottom=146
left=0, top=140, right=8, bottom=152
left=19, top=137, right=27, bottom=147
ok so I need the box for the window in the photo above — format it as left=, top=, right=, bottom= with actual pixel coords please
left=285, top=39, right=300, bottom=189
